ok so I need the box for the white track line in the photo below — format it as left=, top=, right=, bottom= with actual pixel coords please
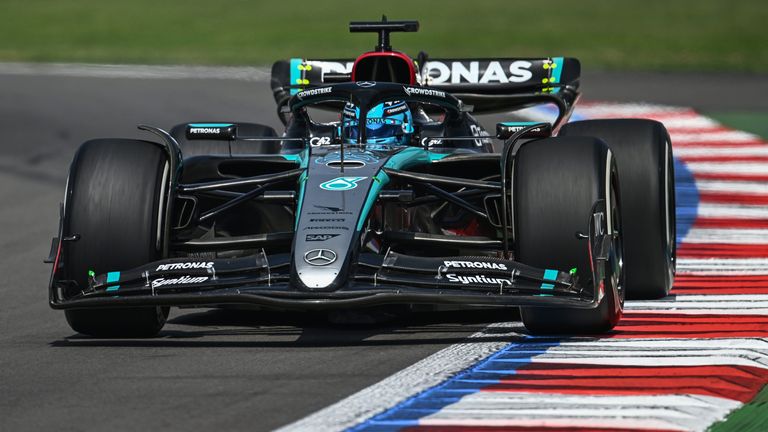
left=657, top=116, right=721, bottom=130
left=686, top=162, right=768, bottom=175
left=0, top=62, right=271, bottom=81
left=275, top=323, right=518, bottom=432
left=423, top=417, right=690, bottom=431
left=575, top=103, right=691, bottom=117
left=694, top=180, right=768, bottom=194
left=697, top=203, right=768, bottom=219
left=418, top=393, right=739, bottom=432
left=682, top=228, right=768, bottom=244
left=671, top=131, right=761, bottom=144
left=525, top=350, right=768, bottom=369
left=677, top=258, right=768, bottom=274
left=675, top=146, right=768, bottom=158
left=625, top=294, right=768, bottom=311
left=626, top=308, right=768, bottom=315
left=536, top=338, right=768, bottom=349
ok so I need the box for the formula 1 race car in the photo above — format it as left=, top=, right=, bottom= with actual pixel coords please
left=47, top=18, right=676, bottom=337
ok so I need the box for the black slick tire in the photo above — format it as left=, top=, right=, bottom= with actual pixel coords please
left=559, top=119, right=675, bottom=299
left=514, top=136, right=624, bottom=334
left=62, top=139, right=169, bottom=337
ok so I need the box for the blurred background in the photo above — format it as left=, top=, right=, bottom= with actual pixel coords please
left=0, top=0, right=763, bottom=70
left=0, top=0, right=765, bottom=134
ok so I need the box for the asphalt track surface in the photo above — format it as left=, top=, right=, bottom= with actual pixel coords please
left=0, top=68, right=765, bottom=431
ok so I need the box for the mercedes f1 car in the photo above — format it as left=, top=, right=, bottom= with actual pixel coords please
left=47, top=18, right=676, bottom=337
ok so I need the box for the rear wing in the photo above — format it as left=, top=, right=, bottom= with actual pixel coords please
left=271, top=57, right=580, bottom=118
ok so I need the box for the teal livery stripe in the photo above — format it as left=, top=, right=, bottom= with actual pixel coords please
left=541, top=268, right=558, bottom=289
left=429, top=152, right=450, bottom=162
left=383, top=147, right=431, bottom=170
left=106, top=271, right=121, bottom=292
left=551, top=57, right=564, bottom=84
left=289, top=58, right=303, bottom=95
left=539, top=268, right=558, bottom=296
left=281, top=154, right=301, bottom=163
left=500, top=121, right=542, bottom=126
left=549, top=56, right=564, bottom=94
left=294, top=171, right=308, bottom=230
left=281, top=148, right=309, bottom=230
left=281, top=148, right=309, bottom=168
left=357, top=170, right=389, bottom=231
left=188, top=123, right=233, bottom=127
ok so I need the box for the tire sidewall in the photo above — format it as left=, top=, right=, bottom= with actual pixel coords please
left=62, top=139, right=169, bottom=337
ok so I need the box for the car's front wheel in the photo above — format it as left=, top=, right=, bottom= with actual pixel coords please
left=62, top=139, right=170, bottom=337
left=513, top=136, right=624, bottom=334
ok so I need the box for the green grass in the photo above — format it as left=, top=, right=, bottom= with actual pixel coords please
left=0, top=0, right=766, bottom=71
left=709, top=385, right=768, bottom=432
left=709, top=112, right=768, bottom=139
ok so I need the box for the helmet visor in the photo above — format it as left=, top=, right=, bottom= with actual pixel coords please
left=342, top=118, right=405, bottom=143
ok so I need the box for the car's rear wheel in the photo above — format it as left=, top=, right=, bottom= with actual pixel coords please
left=559, top=119, right=675, bottom=299
left=170, top=122, right=279, bottom=157
left=62, top=139, right=169, bottom=337
left=513, top=136, right=624, bottom=334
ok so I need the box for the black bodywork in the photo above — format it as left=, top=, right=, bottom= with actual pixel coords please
left=48, top=21, right=615, bottom=314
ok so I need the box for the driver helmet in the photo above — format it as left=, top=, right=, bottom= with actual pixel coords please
left=341, top=100, right=414, bottom=146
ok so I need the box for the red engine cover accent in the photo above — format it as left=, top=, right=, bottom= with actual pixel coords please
left=351, top=51, right=417, bottom=85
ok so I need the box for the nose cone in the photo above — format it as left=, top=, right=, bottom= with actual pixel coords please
left=292, top=170, right=373, bottom=291
left=297, top=266, right=340, bottom=289
left=291, top=147, right=388, bottom=291
left=299, top=248, right=339, bottom=289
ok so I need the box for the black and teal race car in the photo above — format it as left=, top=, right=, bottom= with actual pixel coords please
left=47, top=18, right=675, bottom=337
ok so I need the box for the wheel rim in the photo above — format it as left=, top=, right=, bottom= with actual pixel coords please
left=610, top=169, right=625, bottom=304
left=665, top=141, right=676, bottom=276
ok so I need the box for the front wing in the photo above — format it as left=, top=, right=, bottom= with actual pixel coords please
left=50, top=240, right=611, bottom=311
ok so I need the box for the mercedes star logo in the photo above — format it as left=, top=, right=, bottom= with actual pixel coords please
left=303, top=249, right=337, bottom=266
left=356, top=81, right=376, bottom=88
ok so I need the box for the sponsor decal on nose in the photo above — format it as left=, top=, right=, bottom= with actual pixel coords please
left=319, top=177, right=366, bottom=191
left=303, top=249, right=337, bottom=266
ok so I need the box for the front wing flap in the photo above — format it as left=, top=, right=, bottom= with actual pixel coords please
left=52, top=246, right=606, bottom=310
